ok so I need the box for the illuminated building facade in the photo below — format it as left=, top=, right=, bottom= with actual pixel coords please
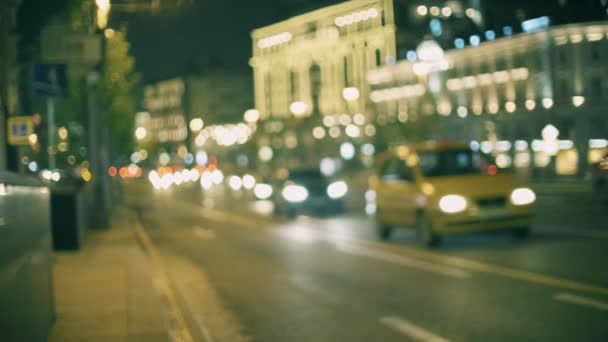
left=250, top=0, right=396, bottom=120
left=137, top=71, right=254, bottom=166
left=368, top=22, right=608, bottom=177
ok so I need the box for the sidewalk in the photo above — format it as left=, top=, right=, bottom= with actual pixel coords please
left=48, top=208, right=168, bottom=342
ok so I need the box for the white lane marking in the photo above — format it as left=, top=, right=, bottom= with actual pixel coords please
left=554, top=292, right=608, bottom=311
left=380, top=316, right=450, bottom=342
left=192, top=226, right=216, bottom=240
left=336, top=243, right=471, bottom=279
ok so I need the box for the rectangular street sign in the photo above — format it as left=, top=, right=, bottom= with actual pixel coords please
left=7, top=116, right=34, bottom=146
left=32, top=63, right=68, bottom=97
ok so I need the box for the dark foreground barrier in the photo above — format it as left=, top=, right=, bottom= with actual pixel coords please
left=0, top=172, right=55, bottom=342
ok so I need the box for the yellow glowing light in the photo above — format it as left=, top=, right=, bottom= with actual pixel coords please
left=342, top=87, right=360, bottom=101
left=81, top=170, right=92, bottom=182
left=244, top=109, right=260, bottom=123
left=58, top=127, right=68, bottom=140
left=104, top=28, right=115, bottom=38
left=290, top=101, right=307, bottom=116
left=505, top=101, right=516, bottom=113
left=312, top=126, right=325, bottom=139
left=525, top=99, right=536, bottom=111
left=430, top=6, right=440, bottom=16
left=28, top=134, right=38, bottom=145
left=189, top=118, right=204, bottom=132
left=135, top=127, right=147, bottom=140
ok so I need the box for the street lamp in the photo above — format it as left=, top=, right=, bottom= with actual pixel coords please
left=96, top=0, right=111, bottom=29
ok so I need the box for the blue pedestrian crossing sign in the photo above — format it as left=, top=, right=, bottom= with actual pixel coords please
left=7, top=116, right=34, bottom=146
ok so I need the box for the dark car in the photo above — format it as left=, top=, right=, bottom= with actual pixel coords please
left=273, top=169, right=347, bottom=217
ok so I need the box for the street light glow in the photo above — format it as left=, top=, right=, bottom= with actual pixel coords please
left=189, top=118, right=204, bottom=132
left=244, top=109, right=260, bottom=123
left=135, top=127, right=147, bottom=140
left=290, top=101, right=307, bottom=116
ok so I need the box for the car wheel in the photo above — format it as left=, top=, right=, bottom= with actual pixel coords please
left=375, top=210, right=393, bottom=240
left=512, top=226, right=530, bottom=239
left=418, top=214, right=441, bottom=247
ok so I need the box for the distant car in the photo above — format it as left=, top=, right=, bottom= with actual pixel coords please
left=591, top=151, right=608, bottom=192
left=372, top=141, right=536, bottom=246
left=273, top=169, right=347, bottom=217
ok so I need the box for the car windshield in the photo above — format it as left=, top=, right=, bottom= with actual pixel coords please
left=418, top=149, right=502, bottom=177
left=288, top=170, right=327, bottom=183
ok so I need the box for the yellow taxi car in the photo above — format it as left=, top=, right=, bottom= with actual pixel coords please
left=371, top=141, right=535, bottom=246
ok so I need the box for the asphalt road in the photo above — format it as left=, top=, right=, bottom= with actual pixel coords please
left=125, top=181, right=608, bottom=341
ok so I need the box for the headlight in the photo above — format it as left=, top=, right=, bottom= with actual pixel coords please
left=510, top=187, right=536, bottom=206
left=438, top=194, right=467, bottom=213
left=282, top=185, right=308, bottom=202
left=327, top=181, right=348, bottom=199
left=254, top=183, right=273, bottom=200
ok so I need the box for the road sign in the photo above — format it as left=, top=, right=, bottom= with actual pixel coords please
left=41, top=25, right=102, bottom=66
left=7, top=116, right=34, bottom=146
left=32, top=64, right=68, bottom=97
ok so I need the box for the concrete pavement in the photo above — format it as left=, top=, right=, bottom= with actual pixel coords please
left=48, top=208, right=168, bottom=342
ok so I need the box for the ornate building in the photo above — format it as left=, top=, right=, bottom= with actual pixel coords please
left=368, top=22, right=608, bottom=176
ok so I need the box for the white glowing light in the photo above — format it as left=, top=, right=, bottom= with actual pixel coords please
left=228, top=175, right=243, bottom=191
left=135, top=127, right=147, bottom=140
left=254, top=183, right=273, bottom=200
left=345, top=124, right=360, bottom=138
left=340, top=142, right=356, bottom=160
left=542, top=98, right=554, bottom=109
left=290, top=101, right=307, bottom=116
left=320, top=158, right=338, bottom=177
left=457, top=106, right=468, bottom=118
left=244, top=109, right=260, bottom=123
left=212, top=170, right=224, bottom=184
left=189, top=118, right=204, bottom=132
left=525, top=99, right=536, bottom=111
left=282, top=185, right=308, bottom=203
left=510, top=188, right=536, bottom=206
left=242, top=174, right=256, bottom=189
left=417, top=5, right=428, bottom=16
left=572, top=96, right=585, bottom=107
left=361, top=144, right=375, bottom=156
left=313, top=126, right=326, bottom=139
left=258, top=146, right=273, bottom=161
left=258, top=32, right=292, bottom=49
left=505, top=101, right=517, bottom=113
left=439, top=195, right=467, bottom=213
left=327, top=181, right=348, bottom=199
left=342, top=87, right=360, bottom=101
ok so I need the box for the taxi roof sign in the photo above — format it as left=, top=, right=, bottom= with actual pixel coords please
left=7, top=116, right=34, bottom=146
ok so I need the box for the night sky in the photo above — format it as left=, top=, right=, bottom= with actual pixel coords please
left=119, top=0, right=341, bottom=82
left=117, top=0, right=606, bottom=83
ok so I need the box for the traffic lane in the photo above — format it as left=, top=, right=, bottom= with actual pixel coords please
left=136, top=184, right=608, bottom=287
left=137, top=198, right=608, bottom=341
left=143, top=184, right=608, bottom=288
left=299, top=214, right=608, bottom=287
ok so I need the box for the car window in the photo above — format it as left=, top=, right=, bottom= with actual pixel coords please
left=381, top=157, right=413, bottom=182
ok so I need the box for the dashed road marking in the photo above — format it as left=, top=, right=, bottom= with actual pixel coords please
left=336, top=243, right=471, bottom=279
left=380, top=316, right=450, bottom=342
left=554, top=292, right=608, bottom=311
